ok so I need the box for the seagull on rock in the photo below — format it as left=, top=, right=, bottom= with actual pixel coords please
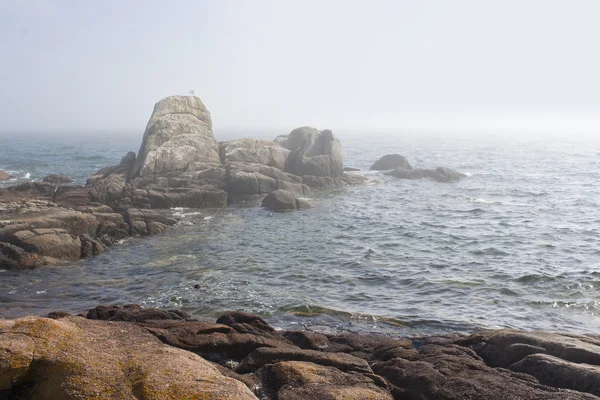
left=189, top=89, right=195, bottom=96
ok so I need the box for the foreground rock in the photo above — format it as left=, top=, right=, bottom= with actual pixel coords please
left=3, top=304, right=590, bottom=400
left=0, top=315, right=257, bottom=399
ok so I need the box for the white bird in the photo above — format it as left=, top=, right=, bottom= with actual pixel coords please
left=189, top=89, right=195, bottom=96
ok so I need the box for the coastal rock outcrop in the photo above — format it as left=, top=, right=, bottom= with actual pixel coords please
left=1, top=304, right=593, bottom=400
left=370, top=154, right=412, bottom=171
left=42, top=174, right=73, bottom=184
left=131, top=96, right=221, bottom=177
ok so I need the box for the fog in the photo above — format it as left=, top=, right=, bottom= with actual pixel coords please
left=1, top=0, right=599, bottom=135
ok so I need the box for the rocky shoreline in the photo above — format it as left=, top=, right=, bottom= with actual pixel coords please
left=1, top=304, right=599, bottom=399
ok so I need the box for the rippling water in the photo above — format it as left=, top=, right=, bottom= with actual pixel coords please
left=2, top=131, right=600, bottom=335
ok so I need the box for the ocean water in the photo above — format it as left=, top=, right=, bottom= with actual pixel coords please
left=1, top=131, right=600, bottom=335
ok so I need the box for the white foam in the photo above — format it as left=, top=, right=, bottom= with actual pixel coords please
left=24, top=172, right=31, bottom=179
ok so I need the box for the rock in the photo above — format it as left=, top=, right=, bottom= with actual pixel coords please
left=220, top=139, right=290, bottom=169
left=273, top=134, right=289, bottom=146
left=386, top=167, right=423, bottom=179
left=0, top=170, right=12, bottom=182
left=0, top=316, right=258, bottom=399
left=239, top=347, right=373, bottom=374
left=0, top=242, right=47, bottom=270
left=7, top=228, right=82, bottom=260
left=343, top=167, right=361, bottom=172
left=511, top=353, right=600, bottom=396
left=387, top=166, right=466, bottom=182
left=430, top=166, right=466, bottom=182
left=79, top=233, right=105, bottom=257
left=258, top=361, right=393, bottom=400
left=370, top=154, right=412, bottom=171
left=124, top=208, right=178, bottom=236
left=42, top=174, right=73, bottom=184
left=284, top=127, right=344, bottom=179
left=85, top=304, right=195, bottom=322
left=261, top=189, right=303, bottom=211
left=283, top=331, right=331, bottom=350
left=131, top=95, right=221, bottom=177
left=87, top=152, right=136, bottom=208
left=217, top=311, right=277, bottom=336
left=227, top=163, right=309, bottom=202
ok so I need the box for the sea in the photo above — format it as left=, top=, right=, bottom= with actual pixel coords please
left=1, top=130, right=600, bottom=336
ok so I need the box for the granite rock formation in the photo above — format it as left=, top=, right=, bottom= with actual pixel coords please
left=2, top=304, right=596, bottom=400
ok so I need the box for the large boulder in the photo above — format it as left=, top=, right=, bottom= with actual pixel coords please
left=130, top=96, right=221, bottom=178
left=370, top=154, right=412, bottom=171
left=220, top=139, right=290, bottom=170
left=283, top=127, right=343, bottom=180
left=0, top=316, right=258, bottom=399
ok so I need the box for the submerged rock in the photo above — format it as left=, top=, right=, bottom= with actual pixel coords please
left=370, top=154, right=412, bottom=171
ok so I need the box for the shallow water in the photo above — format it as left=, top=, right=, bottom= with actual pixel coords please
left=1, top=131, right=600, bottom=335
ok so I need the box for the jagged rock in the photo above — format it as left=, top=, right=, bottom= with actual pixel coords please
left=87, top=151, right=136, bottom=208
left=258, top=361, right=393, bottom=400
left=131, top=96, right=221, bottom=177
left=261, top=189, right=307, bottom=211
left=370, top=154, right=412, bottom=171
left=283, top=127, right=343, bottom=179
left=0, top=316, right=258, bottom=399
left=220, top=139, right=290, bottom=169
left=42, top=174, right=72, bottom=184
left=0, top=170, right=11, bottom=181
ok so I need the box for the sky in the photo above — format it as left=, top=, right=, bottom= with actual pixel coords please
left=1, top=0, right=600, bottom=135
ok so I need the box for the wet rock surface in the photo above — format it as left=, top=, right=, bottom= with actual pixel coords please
left=4, top=304, right=588, bottom=400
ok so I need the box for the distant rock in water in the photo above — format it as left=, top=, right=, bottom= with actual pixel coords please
left=370, top=154, right=412, bottom=171
left=386, top=167, right=466, bottom=183
left=42, top=174, right=73, bottom=184
left=283, top=127, right=344, bottom=182
left=261, top=189, right=308, bottom=211
left=0, top=170, right=12, bottom=181
left=343, top=167, right=361, bottom=172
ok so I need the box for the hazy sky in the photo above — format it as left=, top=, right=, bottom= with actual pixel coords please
left=1, top=0, right=600, bottom=134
